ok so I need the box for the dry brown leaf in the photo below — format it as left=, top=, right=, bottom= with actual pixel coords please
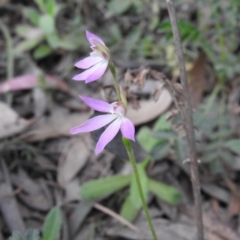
left=228, top=194, right=240, bottom=218
left=202, top=183, right=230, bottom=203
left=126, top=88, right=172, bottom=125
left=58, top=137, right=90, bottom=187
left=124, top=70, right=134, bottom=85
left=224, top=178, right=240, bottom=217
left=189, top=51, right=207, bottom=107
left=35, top=154, right=57, bottom=171
left=203, top=211, right=240, bottom=240
left=0, top=160, right=26, bottom=233
left=69, top=199, right=95, bottom=238
left=106, top=218, right=197, bottom=240
left=33, top=88, right=48, bottom=118
left=134, top=68, right=149, bottom=89
left=0, top=101, right=33, bottom=139
left=11, top=170, right=52, bottom=211
left=183, top=206, right=240, bottom=240
left=24, top=110, right=90, bottom=142
left=207, top=232, right=225, bottom=240
left=0, top=183, right=26, bottom=233
left=166, top=109, right=179, bottom=121
left=64, top=179, right=81, bottom=201
left=211, top=199, right=220, bottom=217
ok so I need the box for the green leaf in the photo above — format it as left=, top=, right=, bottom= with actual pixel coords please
left=176, top=136, right=188, bottom=160
left=151, top=142, right=170, bottom=160
left=58, top=39, right=78, bottom=50
left=152, top=131, right=176, bottom=140
left=8, top=229, right=40, bottom=240
left=14, top=36, right=44, bottom=55
left=15, top=25, right=43, bottom=39
left=34, top=0, right=46, bottom=13
left=140, top=157, right=151, bottom=169
left=108, top=0, right=132, bottom=15
left=33, top=44, right=52, bottom=59
left=220, top=150, right=234, bottom=163
left=153, top=115, right=171, bottom=131
left=149, top=179, right=181, bottom=205
left=46, top=33, right=59, bottom=49
left=159, top=20, right=200, bottom=42
left=203, top=151, right=219, bottom=163
left=224, top=140, right=240, bottom=155
left=204, top=142, right=223, bottom=152
left=42, top=207, right=62, bottom=240
left=26, top=229, right=40, bottom=240
left=24, top=8, right=40, bottom=26
left=120, top=196, right=140, bottom=222
left=39, top=15, right=55, bottom=34
left=129, top=164, right=148, bottom=208
left=210, top=159, right=222, bottom=174
left=45, top=0, right=56, bottom=16
left=137, top=126, right=161, bottom=152
left=80, top=175, right=131, bottom=199
left=8, top=232, right=24, bottom=240
left=209, top=129, right=233, bottom=140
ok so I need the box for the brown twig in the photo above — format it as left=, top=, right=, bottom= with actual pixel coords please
left=93, top=203, right=139, bottom=233
left=165, top=1, right=204, bottom=240
left=181, top=205, right=240, bottom=240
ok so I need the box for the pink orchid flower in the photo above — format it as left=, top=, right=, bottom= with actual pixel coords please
left=72, top=31, right=110, bottom=83
left=70, top=96, right=135, bottom=154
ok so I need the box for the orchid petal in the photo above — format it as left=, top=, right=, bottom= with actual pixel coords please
left=75, top=56, right=103, bottom=69
left=120, top=117, right=135, bottom=141
left=85, top=61, right=108, bottom=83
left=70, top=114, right=117, bottom=134
left=86, top=30, right=105, bottom=46
left=72, top=61, right=105, bottom=81
left=95, top=118, right=121, bottom=154
left=80, top=96, right=112, bottom=113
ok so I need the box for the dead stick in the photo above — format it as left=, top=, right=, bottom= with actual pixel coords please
left=165, top=1, right=204, bottom=240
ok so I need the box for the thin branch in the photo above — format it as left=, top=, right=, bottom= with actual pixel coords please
left=93, top=203, right=139, bottom=233
left=0, top=18, right=14, bottom=105
left=165, top=1, right=204, bottom=240
left=0, top=19, right=13, bottom=80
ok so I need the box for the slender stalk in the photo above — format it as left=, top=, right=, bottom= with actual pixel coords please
left=165, top=1, right=204, bottom=240
left=122, top=137, right=158, bottom=240
left=109, top=61, right=122, bottom=102
left=110, top=61, right=157, bottom=239
left=0, top=18, right=14, bottom=106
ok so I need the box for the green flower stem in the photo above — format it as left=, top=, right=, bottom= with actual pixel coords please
left=110, top=60, right=157, bottom=239
left=122, top=137, right=158, bottom=240
left=109, top=61, right=122, bottom=102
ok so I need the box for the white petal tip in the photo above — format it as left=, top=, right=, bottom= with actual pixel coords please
left=69, top=130, right=76, bottom=135
left=128, top=136, right=135, bottom=142
left=95, top=149, right=102, bottom=155
left=85, top=78, right=98, bottom=83
left=72, top=76, right=84, bottom=81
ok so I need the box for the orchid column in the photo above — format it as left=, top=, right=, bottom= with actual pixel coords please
left=70, top=31, right=158, bottom=240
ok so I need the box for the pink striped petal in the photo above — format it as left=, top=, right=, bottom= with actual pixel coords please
left=95, top=118, right=122, bottom=154
left=86, top=30, right=105, bottom=46
left=80, top=96, right=112, bottom=113
left=120, top=117, right=135, bottom=141
left=85, top=61, right=108, bottom=83
left=70, top=114, right=117, bottom=135
left=75, top=56, right=103, bottom=69
left=72, top=61, right=103, bottom=81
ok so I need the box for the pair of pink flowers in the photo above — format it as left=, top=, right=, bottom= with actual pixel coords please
left=70, top=31, right=135, bottom=154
